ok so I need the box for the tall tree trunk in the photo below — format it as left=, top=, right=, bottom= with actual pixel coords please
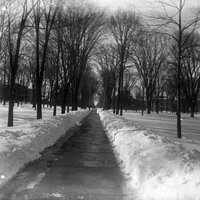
left=50, top=87, right=53, bottom=108
left=120, top=69, right=124, bottom=116
left=32, top=84, right=36, bottom=109
left=177, top=0, right=182, bottom=138
left=156, top=98, right=159, bottom=114
left=103, top=91, right=107, bottom=110
left=72, top=88, right=79, bottom=111
left=61, top=85, right=68, bottom=114
left=36, top=80, right=42, bottom=119
left=190, top=99, right=196, bottom=118
left=53, top=53, right=60, bottom=116
left=112, top=83, right=116, bottom=113
left=147, top=100, right=151, bottom=114
left=103, top=86, right=107, bottom=110
left=146, top=90, right=151, bottom=114
left=3, top=61, right=6, bottom=106
left=190, top=105, right=195, bottom=118
left=61, top=97, right=66, bottom=114
left=166, top=94, right=169, bottom=113
left=53, top=17, right=61, bottom=116
left=7, top=74, right=15, bottom=127
left=72, top=76, right=81, bottom=111
left=116, top=71, right=121, bottom=114
left=72, top=95, right=78, bottom=110
left=67, top=103, right=70, bottom=113
left=142, top=86, right=144, bottom=116
left=53, top=81, right=58, bottom=116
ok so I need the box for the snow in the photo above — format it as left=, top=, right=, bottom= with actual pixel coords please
left=123, top=111, right=200, bottom=152
left=98, top=109, right=200, bottom=200
left=1, top=104, right=200, bottom=199
left=0, top=104, right=90, bottom=188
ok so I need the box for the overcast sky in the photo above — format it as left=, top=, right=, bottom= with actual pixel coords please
left=91, top=0, right=139, bottom=11
left=91, top=0, right=200, bottom=13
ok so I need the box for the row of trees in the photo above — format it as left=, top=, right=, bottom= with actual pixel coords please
left=0, top=0, right=200, bottom=139
left=96, top=0, right=200, bottom=138
left=0, top=0, right=104, bottom=126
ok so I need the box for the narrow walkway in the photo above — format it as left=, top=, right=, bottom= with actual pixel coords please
left=0, top=110, right=131, bottom=200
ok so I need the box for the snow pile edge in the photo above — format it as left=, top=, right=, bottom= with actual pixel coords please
left=98, top=109, right=200, bottom=200
left=0, top=109, right=90, bottom=187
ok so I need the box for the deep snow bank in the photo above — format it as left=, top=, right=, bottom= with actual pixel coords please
left=98, top=110, right=200, bottom=200
left=0, top=109, right=90, bottom=187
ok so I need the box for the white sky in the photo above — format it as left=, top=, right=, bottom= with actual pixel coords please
left=91, top=0, right=141, bottom=11
left=91, top=0, right=200, bottom=13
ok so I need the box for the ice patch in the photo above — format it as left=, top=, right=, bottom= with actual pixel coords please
left=52, top=193, right=64, bottom=197
left=27, top=172, right=45, bottom=189
left=43, top=193, right=64, bottom=198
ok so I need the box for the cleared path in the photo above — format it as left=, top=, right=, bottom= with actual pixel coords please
left=0, top=110, right=131, bottom=200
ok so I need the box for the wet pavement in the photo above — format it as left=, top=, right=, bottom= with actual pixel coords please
left=0, top=109, right=132, bottom=200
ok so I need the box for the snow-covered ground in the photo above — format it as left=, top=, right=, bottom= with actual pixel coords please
left=1, top=104, right=200, bottom=199
left=123, top=111, right=200, bottom=152
left=0, top=104, right=90, bottom=188
left=98, top=109, right=200, bottom=200
left=0, top=104, right=63, bottom=128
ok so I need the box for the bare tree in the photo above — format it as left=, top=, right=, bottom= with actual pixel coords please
left=95, top=44, right=119, bottom=111
left=5, top=0, right=37, bottom=126
left=32, top=0, right=60, bottom=119
left=52, top=7, right=62, bottom=116
left=63, top=2, right=107, bottom=111
left=131, top=32, right=168, bottom=114
left=179, top=32, right=200, bottom=117
left=141, top=0, right=200, bottom=137
left=108, top=10, right=141, bottom=115
left=153, top=73, right=166, bottom=114
left=123, top=69, right=137, bottom=111
left=43, top=48, right=57, bottom=108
